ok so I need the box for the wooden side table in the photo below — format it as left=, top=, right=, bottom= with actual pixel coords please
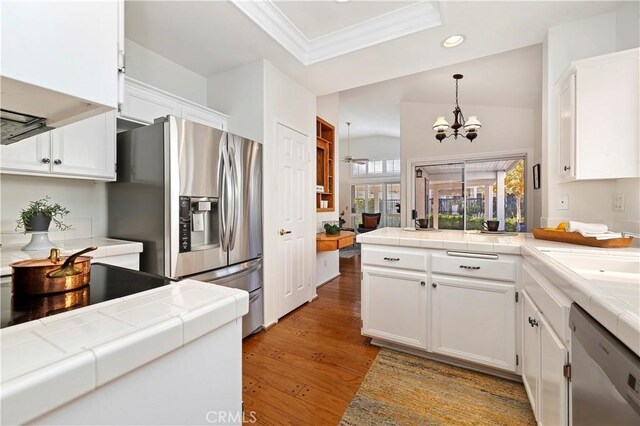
left=316, top=231, right=355, bottom=252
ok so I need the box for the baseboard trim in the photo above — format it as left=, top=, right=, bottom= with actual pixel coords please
left=263, top=320, right=278, bottom=330
left=316, top=273, right=340, bottom=288
left=370, top=339, right=522, bottom=382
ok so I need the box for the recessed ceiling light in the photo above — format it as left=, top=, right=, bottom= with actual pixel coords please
left=335, top=0, right=351, bottom=3
left=442, top=35, right=465, bottom=48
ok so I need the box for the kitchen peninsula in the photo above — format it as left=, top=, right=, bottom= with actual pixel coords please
left=0, top=279, right=248, bottom=424
left=357, top=227, right=639, bottom=424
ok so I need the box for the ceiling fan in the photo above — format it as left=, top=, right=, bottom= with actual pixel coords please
left=342, top=122, right=369, bottom=165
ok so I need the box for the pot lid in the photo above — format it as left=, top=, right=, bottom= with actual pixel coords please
left=9, top=248, right=94, bottom=268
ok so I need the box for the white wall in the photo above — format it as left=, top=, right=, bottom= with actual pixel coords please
left=614, top=179, right=640, bottom=236
left=263, top=61, right=317, bottom=325
left=0, top=174, right=108, bottom=241
left=400, top=102, right=537, bottom=227
left=125, top=39, right=208, bottom=105
left=316, top=93, right=340, bottom=286
left=339, top=135, right=401, bottom=228
left=207, top=61, right=265, bottom=142
left=542, top=8, right=639, bottom=228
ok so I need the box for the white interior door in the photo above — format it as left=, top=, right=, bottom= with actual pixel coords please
left=276, top=124, right=310, bottom=317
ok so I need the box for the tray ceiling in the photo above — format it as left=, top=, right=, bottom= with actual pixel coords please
left=232, top=0, right=441, bottom=65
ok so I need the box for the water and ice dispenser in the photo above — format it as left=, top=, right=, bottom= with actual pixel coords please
left=178, top=196, right=220, bottom=253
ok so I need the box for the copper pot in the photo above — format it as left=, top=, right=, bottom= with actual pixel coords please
left=10, top=286, right=90, bottom=325
left=10, top=247, right=97, bottom=295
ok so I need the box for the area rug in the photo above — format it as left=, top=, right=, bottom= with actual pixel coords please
left=340, top=349, right=536, bottom=426
left=339, top=243, right=361, bottom=258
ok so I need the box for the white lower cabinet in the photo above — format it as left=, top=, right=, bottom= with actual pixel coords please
left=523, top=292, right=541, bottom=418
left=430, top=275, right=517, bottom=371
left=0, top=111, right=116, bottom=180
left=522, top=290, right=569, bottom=425
left=362, top=267, right=427, bottom=350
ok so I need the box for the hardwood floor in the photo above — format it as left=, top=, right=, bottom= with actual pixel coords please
left=242, top=255, right=378, bottom=425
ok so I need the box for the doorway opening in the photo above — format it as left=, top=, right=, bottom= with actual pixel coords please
left=413, top=157, right=526, bottom=232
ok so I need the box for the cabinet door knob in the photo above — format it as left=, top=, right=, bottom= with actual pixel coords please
left=41, top=158, right=50, bottom=164
left=564, top=165, right=571, bottom=171
left=54, top=159, right=62, bottom=165
left=528, top=317, right=539, bottom=327
left=420, top=281, right=426, bottom=286
left=432, top=283, right=437, bottom=288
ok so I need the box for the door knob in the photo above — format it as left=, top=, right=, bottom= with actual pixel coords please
left=279, top=229, right=292, bottom=236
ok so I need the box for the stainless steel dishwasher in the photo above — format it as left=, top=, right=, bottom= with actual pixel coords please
left=570, top=304, right=640, bottom=425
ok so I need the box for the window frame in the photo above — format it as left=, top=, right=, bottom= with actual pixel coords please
left=406, top=150, right=532, bottom=232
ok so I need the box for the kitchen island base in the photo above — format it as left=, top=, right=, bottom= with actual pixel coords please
left=30, top=319, right=243, bottom=425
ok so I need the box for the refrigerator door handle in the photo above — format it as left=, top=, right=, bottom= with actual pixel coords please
left=219, top=135, right=230, bottom=252
left=185, top=257, right=262, bottom=283
left=228, top=140, right=239, bottom=251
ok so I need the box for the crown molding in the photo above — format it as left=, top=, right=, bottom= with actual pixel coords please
left=231, top=1, right=442, bottom=65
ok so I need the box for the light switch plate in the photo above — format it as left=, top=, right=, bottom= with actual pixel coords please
left=614, top=195, right=625, bottom=212
left=558, top=194, right=569, bottom=210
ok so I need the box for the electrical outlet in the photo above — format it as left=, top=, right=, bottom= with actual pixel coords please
left=614, top=195, right=625, bottom=212
left=558, top=194, right=569, bottom=210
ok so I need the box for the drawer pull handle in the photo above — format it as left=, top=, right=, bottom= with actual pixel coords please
left=383, top=257, right=400, bottom=261
left=459, top=265, right=481, bottom=270
left=528, top=317, right=539, bottom=327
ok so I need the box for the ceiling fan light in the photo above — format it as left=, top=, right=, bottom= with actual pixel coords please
left=432, top=116, right=450, bottom=132
left=464, top=115, right=482, bottom=131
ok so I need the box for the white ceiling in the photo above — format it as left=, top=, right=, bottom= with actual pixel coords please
left=273, top=1, right=417, bottom=39
left=125, top=1, right=620, bottom=96
left=339, top=43, right=542, bottom=139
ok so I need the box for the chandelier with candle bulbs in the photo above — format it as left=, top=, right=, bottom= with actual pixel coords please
left=433, top=74, right=481, bottom=142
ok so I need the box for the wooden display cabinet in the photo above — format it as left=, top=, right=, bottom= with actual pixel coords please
left=316, top=117, right=335, bottom=212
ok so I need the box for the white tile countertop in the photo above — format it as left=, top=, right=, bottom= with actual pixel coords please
left=0, top=237, right=143, bottom=276
left=0, top=279, right=249, bottom=425
left=357, top=228, right=640, bottom=356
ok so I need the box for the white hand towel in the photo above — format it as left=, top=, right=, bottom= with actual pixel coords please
left=579, top=231, right=623, bottom=240
left=566, top=221, right=608, bottom=234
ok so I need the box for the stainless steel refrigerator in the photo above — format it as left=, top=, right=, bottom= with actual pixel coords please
left=108, top=116, right=263, bottom=337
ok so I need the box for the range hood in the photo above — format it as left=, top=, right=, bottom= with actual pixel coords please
left=1, top=109, right=53, bottom=145
left=0, top=76, right=111, bottom=145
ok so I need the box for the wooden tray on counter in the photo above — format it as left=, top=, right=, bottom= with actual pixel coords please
left=532, top=228, right=633, bottom=248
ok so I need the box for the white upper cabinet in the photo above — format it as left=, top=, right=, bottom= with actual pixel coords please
left=50, top=112, right=116, bottom=179
left=0, top=133, right=52, bottom=174
left=557, top=48, right=639, bottom=180
left=120, top=77, right=227, bottom=130
left=1, top=111, right=116, bottom=181
left=1, top=1, right=119, bottom=125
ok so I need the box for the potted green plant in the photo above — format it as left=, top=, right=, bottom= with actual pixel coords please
left=16, top=196, right=71, bottom=233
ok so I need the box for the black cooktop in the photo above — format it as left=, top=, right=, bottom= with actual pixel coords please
left=1, top=263, right=173, bottom=329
